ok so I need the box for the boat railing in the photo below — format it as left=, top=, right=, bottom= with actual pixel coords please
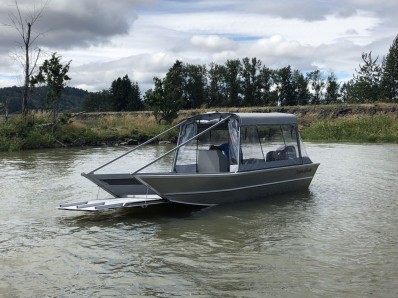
left=86, top=120, right=187, bottom=175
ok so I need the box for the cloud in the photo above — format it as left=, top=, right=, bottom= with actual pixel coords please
left=190, top=35, right=236, bottom=52
left=345, top=29, right=359, bottom=35
left=1, top=0, right=398, bottom=93
left=69, top=52, right=179, bottom=91
left=0, top=0, right=143, bottom=49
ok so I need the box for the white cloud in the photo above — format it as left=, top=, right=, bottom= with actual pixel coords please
left=190, top=35, right=236, bottom=52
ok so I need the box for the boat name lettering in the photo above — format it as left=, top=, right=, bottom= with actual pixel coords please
left=296, top=168, right=313, bottom=174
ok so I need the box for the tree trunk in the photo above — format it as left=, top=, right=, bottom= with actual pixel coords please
left=22, top=22, right=32, bottom=116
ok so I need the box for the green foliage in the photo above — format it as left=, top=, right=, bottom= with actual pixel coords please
left=293, top=70, right=310, bottom=105
left=241, top=57, right=262, bottom=106
left=31, top=53, right=71, bottom=102
left=274, top=66, right=295, bottom=106
left=144, top=60, right=184, bottom=124
left=83, top=75, right=142, bottom=112
left=0, top=113, right=53, bottom=151
left=110, top=75, right=143, bottom=111
left=182, top=63, right=207, bottom=109
left=307, top=70, right=325, bottom=105
left=351, top=51, right=382, bottom=103
left=82, top=90, right=113, bottom=112
left=31, top=53, right=71, bottom=124
left=381, top=34, right=398, bottom=102
left=225, top=59, right=242, bottom=107
left=325, top=73, right=340, bottom=104
left=258, top=66, right=275, bottom=105
left=207, top=62, right=227, bottom=107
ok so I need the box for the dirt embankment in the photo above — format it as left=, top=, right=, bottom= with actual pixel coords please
left=176, top=103, right=398, bottom=126
left=67, top=103, right=398, bottom=130
left=274, top=103, right=398, bottom=120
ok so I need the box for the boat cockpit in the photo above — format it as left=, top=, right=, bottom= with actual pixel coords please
left=173, top=112, right=313, bottom=174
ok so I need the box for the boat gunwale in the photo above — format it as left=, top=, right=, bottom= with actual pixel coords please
left=131, top=162, right=320, bottom=178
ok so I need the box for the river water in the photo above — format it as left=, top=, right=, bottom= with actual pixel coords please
left=0, top=144, right=397, bottom=297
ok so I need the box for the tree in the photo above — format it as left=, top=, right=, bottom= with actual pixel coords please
left=110, top=75, right=142, bottom=111
left=381, top=34, right=398, bottom=102
left=325, top=73, right=340, bottom=104
left=274, top=66, right=296, bottom=106
left=258, top=66, right=274, bottom=106
left=145, top=60, right=184, bottom=123
left=352, top=51, right=382, bottom=102
left=182, top=63, right=207, bottom=109
left=241, top=57, right=262, bottom=106
left=292, top=70, right=310, bottom=105
left=207, top=62, right=227, bottom=107
left=340, top=81, right=351, bottom=103
left=31, top=53, right=71, bottom=125
left=307, top=70, right=325, bottom=105
left=224, top=59, right=242, bottom=107
left=7, top=0, right=48, bottom=116
left=128, top=81, right=142, bottom=111
left=82, top=90, right=112, bottom=112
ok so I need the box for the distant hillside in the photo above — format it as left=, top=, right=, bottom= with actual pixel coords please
left=0, top=86, right=88, bottom=113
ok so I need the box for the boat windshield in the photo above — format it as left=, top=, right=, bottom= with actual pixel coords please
left=239, top=124, right=312, bottom=171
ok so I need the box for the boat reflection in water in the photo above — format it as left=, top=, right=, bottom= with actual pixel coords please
left=59, top=112, right=319, bottom=211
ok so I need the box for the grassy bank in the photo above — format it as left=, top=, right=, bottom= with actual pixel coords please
left=300, top=115, right=398, bottom=143
left=0, top=112, right=176, bottom=152
left=1, top=105, right=398, bottom=152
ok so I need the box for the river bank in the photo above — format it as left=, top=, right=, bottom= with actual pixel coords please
left=1, top=103, right=397, bottom=151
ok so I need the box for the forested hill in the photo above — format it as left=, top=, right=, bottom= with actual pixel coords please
left=0, top=86, right=88, bottom=113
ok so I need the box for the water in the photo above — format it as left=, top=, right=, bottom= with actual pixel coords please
left=0, top=144, right=397, bottom=297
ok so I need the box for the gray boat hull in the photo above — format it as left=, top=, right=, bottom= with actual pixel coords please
left=134, top=163, right=319, bottom=206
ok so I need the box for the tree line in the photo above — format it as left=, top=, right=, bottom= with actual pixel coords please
left=82, top=33, right=398, bottom=122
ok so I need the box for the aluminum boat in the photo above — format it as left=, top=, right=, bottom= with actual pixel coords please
left=59, top=112, right=319, bottom=211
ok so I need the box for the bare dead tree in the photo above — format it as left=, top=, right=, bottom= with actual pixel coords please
left=7, top=0, right=48, bottom=116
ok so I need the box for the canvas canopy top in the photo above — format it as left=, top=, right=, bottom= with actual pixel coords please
left=183, top=112, right=298, bottom=127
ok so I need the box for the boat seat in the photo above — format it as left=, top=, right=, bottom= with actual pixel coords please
left=266, top=151, right=277, bottom=161
left=283, top=145, right=297, bottom=159
left=197, top=150, right=229, bottom=173
left=266, top=146, right=297, bottom=162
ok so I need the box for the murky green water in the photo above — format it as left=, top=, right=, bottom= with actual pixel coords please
left=1, top=144, right=397, bottom=297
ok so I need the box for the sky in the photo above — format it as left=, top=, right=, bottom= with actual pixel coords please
left=1, top=0, right=397, bottom=93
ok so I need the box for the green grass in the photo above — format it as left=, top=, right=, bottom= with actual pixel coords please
left=301, top=115, right=398, bottom=143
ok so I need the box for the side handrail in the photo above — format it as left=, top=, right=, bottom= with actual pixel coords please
left=86, top=120, right=187, bottom=174
left=131, top=115, right=233, bottom=175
